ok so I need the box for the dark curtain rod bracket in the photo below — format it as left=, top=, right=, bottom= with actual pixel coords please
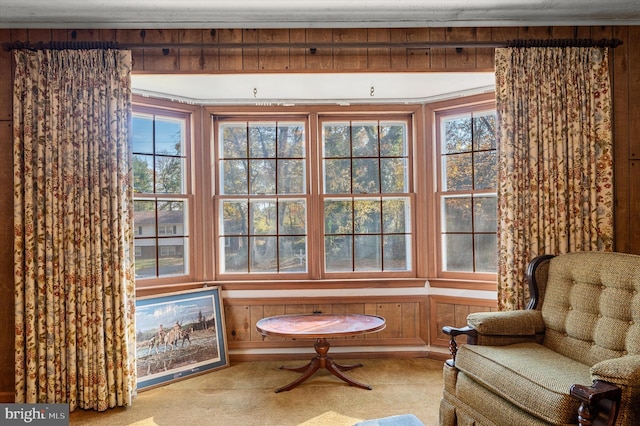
left=2, top=38, right=623, bottom=52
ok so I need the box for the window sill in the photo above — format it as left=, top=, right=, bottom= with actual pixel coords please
left=427, top=277, right=496, bottom=291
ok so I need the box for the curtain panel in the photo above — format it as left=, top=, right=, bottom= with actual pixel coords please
left=13, top=49, right=136, bottom=411
left=495, top=47, right=614, bottom=310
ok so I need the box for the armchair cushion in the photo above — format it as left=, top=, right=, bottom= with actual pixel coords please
left=467, top=310, right=546, bottom=336
left=455, top=342, right=591, bottom=424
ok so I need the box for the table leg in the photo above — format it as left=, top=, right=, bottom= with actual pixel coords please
left=274, top=337, right=372, bottom=392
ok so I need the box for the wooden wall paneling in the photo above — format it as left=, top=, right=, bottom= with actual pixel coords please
left=401, top=302, right=418, bottom=338
left=242, top=29, right=259, bottom=71
left=445, top=27, right=476, bottom=69
left=612, top=26, right=631, bottom=253
left=333, top=29, right=368, bottom=70
left=249, top=305, right=265, bottom=342
left=179, top=29, right=204, bottom=71
left=0, top=30, right=12, bottom=121
left=0, top=118, right=14, bottom=401
left=114, top=30, right=145, bottom=71
left=628, top=26, right=640, bottom=160
left=69, top=29, right=101, bottom=41
left=375, top=302, right=403, bottom=338
left=288, top=29, right=307, bottom=71
left=225, top=305, right=251, bottom=343
left=258, top=29, right=290, bottom=71
left=367, top=28, right=391, bottom=70
left=26, top=29, right=52, bottom=43
left=389, top=29, right=408, bottom=70
left=475, top=27, right=494, bottom=70
left=630, top=161, right=640, bottom=254
left=429, top=296, right=497, bottom=347
left=406, top=28, right=430, bottom=70
left=218, top=29, right=243, bottom=71
left=519, top=26, right=553, bottom=40
left=202, top=29, right=220, bottom=71
left=305, top=29, right=333, bottom=70
left=428, top=28, right=446, bottom=69
left=142, top=29, right=179, bottom=71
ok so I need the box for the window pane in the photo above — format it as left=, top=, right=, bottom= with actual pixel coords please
left=383, top=234, right=410, bottom=271
left=323, top=123, right=351, bottom=158
left=443, top=153, right=473, bottom=191
left=381, top=158, right=408, bottom=193
left=352, top=122, right=378, bottom=157
left=382, top=198, right=410, bottom=233
left=223, top=236, right=248, bottom=272
left=352, top=158, right=380, bottom=193
left=250, top=159, right=276, bottom=194
left=355, top=235, right=381, bottom=271
left=133, top=154, right=154, bottom=193
left=474, top=151, right=497, bottom=190
left=249, top=123, right=276, bottom=158
left=473, top=111, right=497, bottom=150
left=279, top=236, right=306, bottom=272
left=277, top=159, right=304, bottom=194
left=354, top=199, right=381, bottom=234
left=380, top=122, right=407, bottom=157
left=158, top=237, right=187, bottom=276
left=324, top=199, right=353, bottom=234
left=444, top=234, right=473, bottom=271
left=443, top=196, right=472, bottom=232
left=443, top=114, right=472, bottom=154
left=158, top=200, right=186, bottom=236
left=134, top=200, right=156, bottom=236
left=324, top=159, right=351, bottom=194
left=325, top=236, right=352, bottom=272
left=155, top=118, right=183, bottom=156
left=474, top=196, right=497, bottom=232
left=250, top=201, right=277, bottom=235
left=250, top=236, right=277, bottom=272
left=475, top=234, right=497, bottom=272
left=222, top=159, right=248, bottom=195
left=135, top=245, right=156, bottom=279
left=132, top=115, right=153, bottom=154
left=221, top=201, right=248, bottom=235
left=279, top=200, right=306, bottom=235
left=155, top=156, right=185, bottom=194
left=221, top=124, right=247, bottom=158
left=277, top=123, right=305, bottom=158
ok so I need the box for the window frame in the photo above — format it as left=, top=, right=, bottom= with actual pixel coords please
left=431, top=98, right=498, bottom=284
left=132, top=97, right=201, bottom=288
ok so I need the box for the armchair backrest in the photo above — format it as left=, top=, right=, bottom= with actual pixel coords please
left=539, top=251, right=640, bottom=366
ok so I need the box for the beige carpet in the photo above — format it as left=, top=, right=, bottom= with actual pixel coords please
left=70, top=358, right=444, bottom=426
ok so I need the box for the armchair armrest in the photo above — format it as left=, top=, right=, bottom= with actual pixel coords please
left=568, top=356, right=640, bottom=426
left=442, top=310, right=546, bottom=365
left=591, top=355, right=640, bottom=386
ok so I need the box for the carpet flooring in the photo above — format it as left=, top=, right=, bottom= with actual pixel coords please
left=70, top=358, right=444, bottom=426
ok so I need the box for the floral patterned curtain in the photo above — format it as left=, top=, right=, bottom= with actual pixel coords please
left=495, top=47, right=614, bottom=310
left=13, top=49, right=136, bottom=411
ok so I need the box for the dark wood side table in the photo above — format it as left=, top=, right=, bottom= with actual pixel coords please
left=256, top=313, right=386, bottom=393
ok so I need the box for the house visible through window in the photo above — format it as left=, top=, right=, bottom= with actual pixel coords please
left=132, top=108, right=190, bottom=279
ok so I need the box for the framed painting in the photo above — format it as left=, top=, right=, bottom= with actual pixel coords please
left=135, top=286, right=228, bottom=391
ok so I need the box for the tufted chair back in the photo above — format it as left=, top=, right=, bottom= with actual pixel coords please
left=540, top=251, right=640, bottom=367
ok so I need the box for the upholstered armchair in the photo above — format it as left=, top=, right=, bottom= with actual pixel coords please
left=440, top=252, right=640, bottom=426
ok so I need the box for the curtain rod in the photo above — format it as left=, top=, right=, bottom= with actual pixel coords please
left=2, top=38, right=623, bottom=52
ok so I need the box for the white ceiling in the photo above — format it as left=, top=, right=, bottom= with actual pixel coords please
left=1, top=0, right=639, bottom=29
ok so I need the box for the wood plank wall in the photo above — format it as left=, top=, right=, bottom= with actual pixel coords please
left=0, top=25, right=639, bottom=401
